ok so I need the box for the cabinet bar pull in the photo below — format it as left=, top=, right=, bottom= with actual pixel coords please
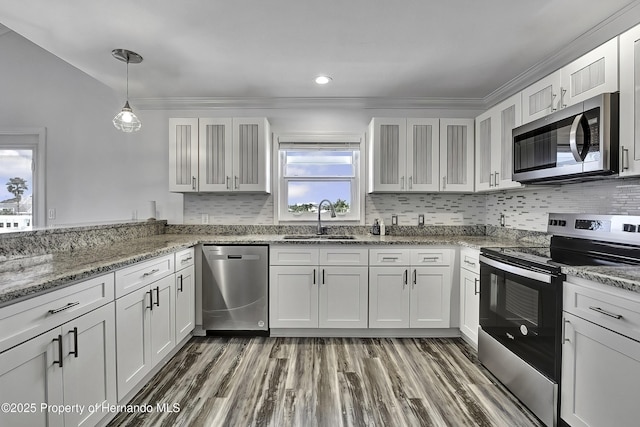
left=179, top=275, right=184, bottom=292
left=322, top=269, right=325, bottom=285
left=155, top=286, right=160, bottom=307
left=563, top=319, right=571, bottom=343
left=494, top=171, right=499, bottom=186
left=412, top=269, right=417, bottom=285
left=48, top=301, right=80, bottom=314
left=589, top=306, right=623, bottom=319
left=442, top=176, right=446, bottom=190
left=409, top=176, right=413, bottom=189
left=181, top=256, right=193, bottom=263
left=622, top=146, right=629, bottom=171
left=401, top=176, right=405, bottom=190
left=560, top=88, right=567, bottom=109
left=403, top=269, right=408, bottom=286
left=382, top=257, right=398, bottom=261
left=226, top=176, right=231, bottom=190
left=489, top=173, right=494, bottom=187
left=53, top=335, right=63, bottom=367
left=234, top=176, right=239, bottom=190
left=143, top=268, right=160, bottom=278
left=192, top=176, right=197, bottom=190
left=551, top=93, right=557, bottom=112
left=422, top=256, right=439, bottom=262
left=464, top=259, right=476, bottom=267
left=313, top=269, right=316, bottom=285
left=69, top=327, right=78, bottom=358
left=147, top=290, right=153, bottom=311
left=474, top=278, right=480, bottom=295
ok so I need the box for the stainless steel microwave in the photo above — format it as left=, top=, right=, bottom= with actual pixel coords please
left=512, top=92, right=619, bottom=184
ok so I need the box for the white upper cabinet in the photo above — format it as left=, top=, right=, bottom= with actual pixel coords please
left=368, top=118, right=439, bottom=192
left=522, top=37, right=618, bottom=124
left=561, top=37, right=618, bottom=107
left=620, top=23, right=640, bottom=177
left=439, top=119, right=475, bottom=192
left=169, top=117, right=271, bottom=193
left=521, top=71, right=562, bottom=124
left=475, top=93, right=522, bottom=191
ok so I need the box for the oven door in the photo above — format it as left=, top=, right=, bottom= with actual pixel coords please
left=479, top=255, right=562, bottom=380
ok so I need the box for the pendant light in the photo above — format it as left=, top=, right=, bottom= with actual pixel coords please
left=112, top=49, right=143, bottom=132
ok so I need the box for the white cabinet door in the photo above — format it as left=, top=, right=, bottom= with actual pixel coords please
left=410, top=266, right=452, bottom=328
left=521, top=71, right=562, bottom=124
left=368, top=118, right=407, bottom=192
left=495, top=93, right=522, bottom=189
left=169, top=118, right=199, bottom=192
left=561, top=312, right=640, bottom=427
left=369, top=267, right=410, bottom=328
left=439, top=119, right=474, bottom=192
left=561, top=37, right=618, bottom=107
left=459, top=268, right=480, bottom=345
left=270, top=266, right=318, bottom=328
left=406, top=118, right=440, bottom=192
left=175, top=265, right=195, bottom=344
left=198, top=118, right=233, bottom=192
left=0, top=328, right=64, bottom=427
left=232, top=117, right=271, bottom=192
left=319, top=266, right=369, bottom=328
left=150, top=275, right=176, bottom=365
left=620, top=24, right=640, bottom=177
left=62, top=303, right=117, bottom=427
left=474, top=110, right=494, bottom=192
left=115, top=285, right=152, bottom=400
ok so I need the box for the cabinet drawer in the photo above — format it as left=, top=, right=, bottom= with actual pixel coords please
left=115, top=254, right=174, bottom=298
left=369, top=248, right=411, bottom=266
left=0, top=273, right=115, bottom=353
left=564, top=280, right=640, bottom=342
left=175, top=247, right=195, bottom=271
left=270, top=247, right=319, bottom=265
left=411, top=248, right=453, bottom=266
left=460, top=247, right=480, bottom=274
left=319, top=248, right=368, bottom=266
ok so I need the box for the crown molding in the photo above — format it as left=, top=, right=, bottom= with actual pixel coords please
left=132, top=96, right=485, bottom=111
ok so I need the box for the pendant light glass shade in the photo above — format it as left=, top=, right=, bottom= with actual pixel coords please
left=112, top=49, right=143, bottom=133
left=113, top=101, right=141, bottom=132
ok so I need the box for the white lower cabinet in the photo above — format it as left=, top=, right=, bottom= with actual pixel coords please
left=270, top=246, right=368, bottom=329
left=115, top=274, right=175, bottom=400
left=458, top=247, right=480, bottom=346
left=369, top=248, right=454, bottom=329
left=0, top=303, right=116, bottom=427
left=561, top=279, right=640, bottom=427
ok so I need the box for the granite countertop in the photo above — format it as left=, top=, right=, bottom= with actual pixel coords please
left=2, top=233, right=639, bottom=307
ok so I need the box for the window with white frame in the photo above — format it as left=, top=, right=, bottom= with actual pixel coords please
left=277, top=135, right=362, bottom=222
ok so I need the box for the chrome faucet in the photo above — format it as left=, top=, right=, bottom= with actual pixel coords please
left=316, top=199, right=336, bottom=235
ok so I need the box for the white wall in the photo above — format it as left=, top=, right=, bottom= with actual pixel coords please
left=0, top=31, right=181, bottom=226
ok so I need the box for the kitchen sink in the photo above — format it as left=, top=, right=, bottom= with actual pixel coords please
left=282, top=235, right=356, bottom=240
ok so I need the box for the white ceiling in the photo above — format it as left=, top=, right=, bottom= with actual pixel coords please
left=1, top=0, right=639, bottom=108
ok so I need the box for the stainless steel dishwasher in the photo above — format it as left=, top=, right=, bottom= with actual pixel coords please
left=202, top=245, right=268, bottom=331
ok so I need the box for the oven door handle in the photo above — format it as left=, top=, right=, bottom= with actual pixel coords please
left=479, top=255, right=554, bottom=284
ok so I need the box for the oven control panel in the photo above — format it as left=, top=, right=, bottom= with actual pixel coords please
left=548, top=213, right=640, bottom=244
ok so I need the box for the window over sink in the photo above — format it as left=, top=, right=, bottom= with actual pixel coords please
left=276, top=134, right=363, bottom=223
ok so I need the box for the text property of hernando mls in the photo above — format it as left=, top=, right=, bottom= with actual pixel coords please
left=1, top=402, right=181, bottom=416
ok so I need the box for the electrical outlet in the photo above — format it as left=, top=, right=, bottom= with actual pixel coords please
left=418, top=214, right=425, bottom=226
left=48, top=208, right=56, bottom=220
left=202, top=214, right=209, bottom=224
left=391, top=215, right=398, bottom=225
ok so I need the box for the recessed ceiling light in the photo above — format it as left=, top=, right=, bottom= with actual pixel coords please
left=315, top=75, right=332, bottom=85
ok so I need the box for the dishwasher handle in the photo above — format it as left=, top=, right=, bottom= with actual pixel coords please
left=227, top=255, right=243, bottom=259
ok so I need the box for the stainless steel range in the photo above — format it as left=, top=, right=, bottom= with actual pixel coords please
left=478, top=213, right=640, bottom=427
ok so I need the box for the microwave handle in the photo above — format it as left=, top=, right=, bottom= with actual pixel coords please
left=569, top=113, right=590, bottom=162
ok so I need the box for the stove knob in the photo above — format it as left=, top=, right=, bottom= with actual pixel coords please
left=623, top=224, right=637, bottom=233
left=559, top=220, right=567, bottom=226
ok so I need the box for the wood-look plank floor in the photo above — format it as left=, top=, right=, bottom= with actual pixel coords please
left=108, top=337, right=543, bottom=427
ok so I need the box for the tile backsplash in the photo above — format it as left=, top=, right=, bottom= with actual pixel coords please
left=183, top=177, right=640, bottom=232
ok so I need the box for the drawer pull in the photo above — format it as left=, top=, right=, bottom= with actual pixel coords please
left=48, top=301, right=80, bottom=314
left=69, top=327, right=78, bottom=358
left=464, top=259, right=477, bottom=267
left=143, top=268, right=160, bottom=278
left=474, top=278, right=480, bottom=295
left=423, top=257, right=439, bottom=262
left=181, top=256, right=193, bottom=263
left=53, top=335, right=63, bottom=367
left=382, top=257, right=399, bottom=261
left=589, top=306, right=623, bottom=320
